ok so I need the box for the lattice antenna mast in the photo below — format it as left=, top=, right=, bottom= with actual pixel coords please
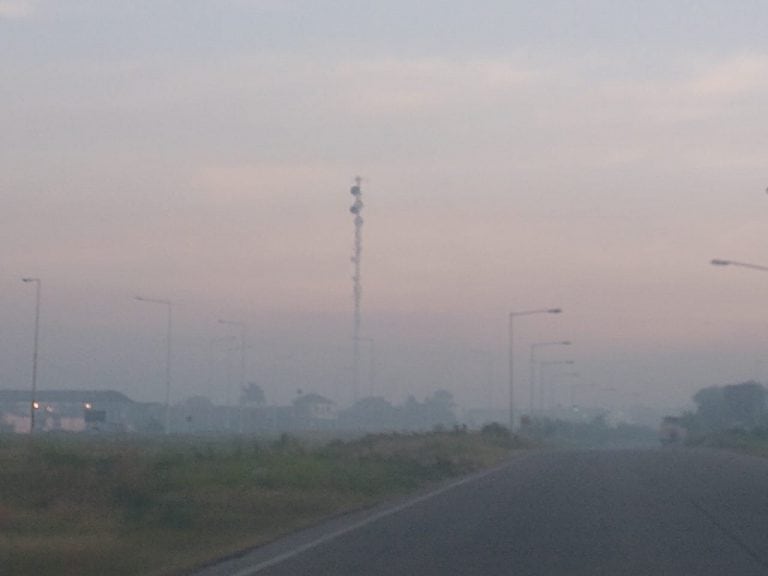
left=350, top=177, right=364, bottom=404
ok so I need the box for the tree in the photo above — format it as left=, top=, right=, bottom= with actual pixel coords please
left=424, top=389, right=457, bottom=428
left=240, top=382, right=266, bottom=406
left=723, top=381, right=766, bottom=427
left=692, top=386, right=725, bottom=429
left=693, top=381, right=767, bottom=430
left=427, top=389, right=455, bottom=410
left=339, top=396, right=397, bottom=430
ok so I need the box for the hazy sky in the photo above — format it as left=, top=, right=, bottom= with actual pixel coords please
left=2, top=1, right=768, bottom=414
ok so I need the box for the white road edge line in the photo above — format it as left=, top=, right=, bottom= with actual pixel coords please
left=228, top=463, right=509, bottom=576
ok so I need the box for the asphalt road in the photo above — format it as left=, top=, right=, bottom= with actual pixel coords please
left=194, top=449, right=768, bottom=576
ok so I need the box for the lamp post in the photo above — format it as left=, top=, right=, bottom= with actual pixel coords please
left=538, top=360, right=576, bottom=411
left=135, top=296, right=173, bottom=435
left=711, top=259, right=768, bottom=272
left=711, top=258, right=768, bottom=384
left=508, top=308, right=562, bottom=431
left=562, top=372, right=581, bottom=407
left=22, top=278, right=41, bottom=434
left=529, top=341, right=571, bottom=415
left=218, top=320, right=247, bottom=400
left=219, top=319, right=247, bottom=432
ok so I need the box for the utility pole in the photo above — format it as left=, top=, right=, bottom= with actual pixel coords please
left=22, top=278, right=41, bottom=434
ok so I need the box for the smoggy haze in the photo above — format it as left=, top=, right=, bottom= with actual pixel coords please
left=1, top=1, right=767, bottom=414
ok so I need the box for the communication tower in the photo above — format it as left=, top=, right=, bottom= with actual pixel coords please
left=350, top=177, right=364, bottom=404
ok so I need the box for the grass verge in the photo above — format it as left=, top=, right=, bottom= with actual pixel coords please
left=686, top=428, right=768, bottom=458
left=0, top=429, right=527, bottom=576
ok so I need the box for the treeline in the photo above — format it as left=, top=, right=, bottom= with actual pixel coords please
left=682, top=381, right=767, bottom=435
left=521, top=414, right=657, bottom=448
left=678, top=381, right=768, bottom=451
left=176, top=388, right=459, bottom=435
left=337, top=389, right=457, bottom=431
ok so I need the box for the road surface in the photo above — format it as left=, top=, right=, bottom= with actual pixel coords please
left=194, top=448, right=768, bottom=575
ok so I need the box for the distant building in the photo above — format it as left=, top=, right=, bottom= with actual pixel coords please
left=293, top=392, right=337, bottom=421
left=0, top=390, right=159, bottom=433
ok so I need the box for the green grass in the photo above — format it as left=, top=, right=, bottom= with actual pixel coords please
left=0, top=430, right=524, bottom=576
left=687, top=428, right=768, bottom=458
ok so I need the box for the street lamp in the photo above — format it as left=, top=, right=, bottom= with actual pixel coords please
left=219, top=319, right=247, bottom=432
left=135, top=296, right=173, bottom=435
left=22, top=278, right=41, bottom=434
left=561, top=372, right=581, bottom=407
left=711, top=259, right=768, bottom=272
left=508, top=308, right=562, bottom=431
left=538, top=360, right=576, bottom=411
left=218, top=319, right=247, bottom=400
left=529, top=341, right=571, bottom=415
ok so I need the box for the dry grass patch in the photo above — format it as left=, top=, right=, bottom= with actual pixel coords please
left=0, top=429, right=523, bottom=576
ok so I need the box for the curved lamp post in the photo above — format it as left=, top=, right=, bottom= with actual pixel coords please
left=529, top=342, right=572, bottom=414
left=508, top=308, right=562, bottom=431
left=539, top=360, right=577, bottom=411
left=711, top=259, right=768, bottom=272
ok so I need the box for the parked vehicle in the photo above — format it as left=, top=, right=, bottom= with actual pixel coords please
left=659, top=416, right=687, bottom=445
